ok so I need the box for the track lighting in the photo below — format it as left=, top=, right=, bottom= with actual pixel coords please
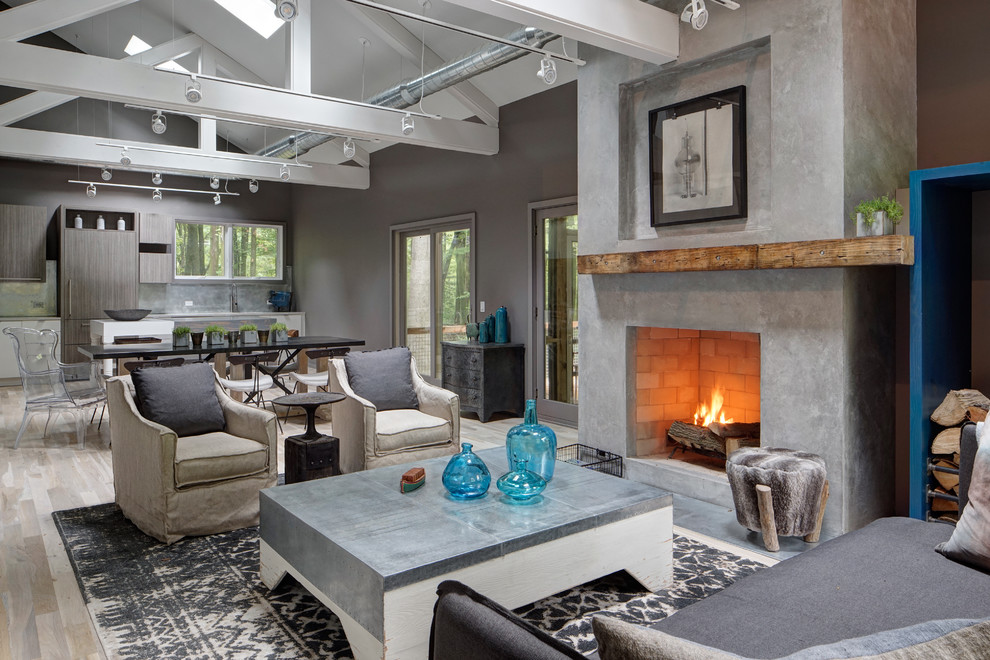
left=680, top=0, right=738, bottom=30
left=249, top=179, right=259, bottom=193
left=274, top=1, right=298, bottom=21
left=213, top=193, right=222, bottom=206
left=152, top=172, right=162, bottom=185
left=151, top=111, right=167, bottom=135
left=279, top=164, right=290, bottom=181
left=185, top=76, right=202, bottom=103
left=209, top=176, right=220, bottom=190
left=401, top=113, right=415, bottom=136
left=101, top=167, right=112, bottom=181
left=119, top=147, right=131, bottom=165
left=70, top=179, right=242, bottom=201
left=342, top=138, right=356, bottom=160
left=537, top=56, right=557, bottom=85
left=152, top=188, right=163, bottom=202
left=86, top=183, right=97, bottom=198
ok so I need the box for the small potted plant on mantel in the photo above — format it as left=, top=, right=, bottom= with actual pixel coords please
left=172, top=326, right=191, bottom=348
left=204, top=324, right=226, bottom=345
left=270, top=322, right=289, bottom=343
left=852, top=194, right=904, bottom=237
left=239, top=323, right=258, bottom=344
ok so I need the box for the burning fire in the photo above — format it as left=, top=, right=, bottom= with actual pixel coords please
left=694, top=387, right=734, bottom=427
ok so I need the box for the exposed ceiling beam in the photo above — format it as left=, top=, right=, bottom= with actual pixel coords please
left=0, top=0, right=139, bottom=42
left=0, top=33, right=203, bottom=127
left=0, top=126, right=370, bottom=188
left=0, top=40, right=499, bottom=154
left=438, top=0, right=679, bottom=65
left=284, top=0, right=312, bottom=93
left=342, top=2, right=499, bottom=127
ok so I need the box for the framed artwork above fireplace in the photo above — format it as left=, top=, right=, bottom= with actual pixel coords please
left=649, top=86, right=747, bottom=227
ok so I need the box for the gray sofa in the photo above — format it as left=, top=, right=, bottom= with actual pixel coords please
left=429, top=422, right=989, bottom=659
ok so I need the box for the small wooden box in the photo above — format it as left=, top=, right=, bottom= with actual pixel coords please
left=285, top=435, right=340, bottom=484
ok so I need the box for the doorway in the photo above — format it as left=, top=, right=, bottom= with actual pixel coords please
left=531, top=198, right=578, bottom=426
left=392, top=213, right=475, bottom=382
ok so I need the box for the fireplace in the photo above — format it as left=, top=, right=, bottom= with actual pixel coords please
left=634, top=328, right=760, bottom=471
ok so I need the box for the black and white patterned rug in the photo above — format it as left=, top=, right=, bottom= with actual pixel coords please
left=54, top=503, right=766, bottom=659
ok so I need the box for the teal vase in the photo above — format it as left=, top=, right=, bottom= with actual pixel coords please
left=478, top=321, right=489, bottom=343
left=495, top=306, right=509, bottom=343
left=505, top=399, right=557, bottom=482
left=442, top=443, right=491, bottom=499
left=497, top=458, right=547, bottom=503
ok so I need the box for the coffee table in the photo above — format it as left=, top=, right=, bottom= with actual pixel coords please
left=259, top=447, right=672, bottom=660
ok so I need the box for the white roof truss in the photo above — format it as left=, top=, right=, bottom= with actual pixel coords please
left=0, top=0, right=139, bottom=42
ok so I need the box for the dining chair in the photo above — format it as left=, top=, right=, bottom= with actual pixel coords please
left=218, top=352, right=283, bottom=431
left=3, top=327, right=107, bottom=448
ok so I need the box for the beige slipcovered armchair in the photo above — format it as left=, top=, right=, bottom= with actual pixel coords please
left=106, top=375, right=277, bottom=544
left=329, top=354, right=459, bottom=473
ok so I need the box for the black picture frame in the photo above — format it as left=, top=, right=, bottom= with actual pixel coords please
left=649, top=86, right=747, bottom=227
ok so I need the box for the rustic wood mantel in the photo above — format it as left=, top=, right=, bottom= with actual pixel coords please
left=577, top=235, right=914, bottom=274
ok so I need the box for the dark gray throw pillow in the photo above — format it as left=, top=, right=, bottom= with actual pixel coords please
left=131, top=361, right=226, bottom=436
left=343, top=347, right=419, bottom=411
left=936, top=422, right=990, bottom=573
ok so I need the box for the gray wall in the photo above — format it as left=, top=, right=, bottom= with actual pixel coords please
left=291, top=83, right=578, bottom=373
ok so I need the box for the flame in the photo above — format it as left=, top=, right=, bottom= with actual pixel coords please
left=693, top=387, right=734, bottom=427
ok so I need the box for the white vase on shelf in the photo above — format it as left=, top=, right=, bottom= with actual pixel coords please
left=96, top=214, right=105, bottom=230
left=117, top=217, right=126, bottom=231
left=73, top=214, right=83, bottom=229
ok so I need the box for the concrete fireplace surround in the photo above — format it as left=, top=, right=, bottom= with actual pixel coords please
left=577, top=0, right=916, bottom=536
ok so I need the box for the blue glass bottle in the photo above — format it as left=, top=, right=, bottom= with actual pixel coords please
left=505, top=400, right=557, bottom=482
left=442, top=443, right=491, bottom=499
left=478, top=321, right=489, bottom=343
left=497, top=458, right=547, bottom=503
left=495, top=306, right=509, bottom=343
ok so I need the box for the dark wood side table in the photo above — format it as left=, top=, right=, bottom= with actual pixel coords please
left=272, top=392, right=345, bottom=483
left=441, top=341, right=525, bottom=422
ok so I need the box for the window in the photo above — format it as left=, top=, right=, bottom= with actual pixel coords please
left=175, top=220, right=283, bottom=280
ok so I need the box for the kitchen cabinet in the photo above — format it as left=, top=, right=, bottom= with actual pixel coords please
left=139, top=213, right=174, bottom=283
left=60, top=205, right=138, bottom=362
left=0, top=204, right=48, bottom=281
left=441, top=342, right=525, bottom=422
left=0, top=318, right=60, bottom=384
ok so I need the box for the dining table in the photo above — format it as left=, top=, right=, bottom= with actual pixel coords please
left=77, top=335, right=365, bottom=396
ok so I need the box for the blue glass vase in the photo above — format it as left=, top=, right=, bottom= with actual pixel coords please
left=497, top=458, right=547, bottom=503
left=442, top=443, right=491, bottom=499
left=505, top=399, right=557, bottom=482
left=495, top=306, right=509, bottom=343
left=478, top=321, right=489, bottom=343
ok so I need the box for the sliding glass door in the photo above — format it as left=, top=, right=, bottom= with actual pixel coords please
left=394, top=214, right=475, bottom=382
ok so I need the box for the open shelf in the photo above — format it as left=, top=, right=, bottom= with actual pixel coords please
left=577, top=235, right=914, bottom=274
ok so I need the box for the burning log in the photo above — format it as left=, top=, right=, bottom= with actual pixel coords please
left=668, top=420, right=760, bottom=458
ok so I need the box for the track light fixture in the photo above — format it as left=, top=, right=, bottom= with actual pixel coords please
left=185, top=76, right=202, bottom=103
left=209, top=176, right=220, bottom=190
left=152, top=172, right=163, bottom=185
left=213, top=193, right=222, bottom=206
left=101, top=167, right=112, bottom=181
left=151, top=110, right=167, bottom=135
left=401, top=113, right=415, bottom=136
left=279, top=164, right=290, bottom=181
left=152, top=188, right=163, bottom=202
left=119, top=147, right=131, bottom=165
left=275, top=1, right=299, bottom=21
left=249, top=179, right=259, bottom=193
left=537, top=56, right=557, bottom=85
left=70, top=179, right=241, bottom=201
left=342, top=138, right=356, bottom=160
left=86, top=183, right=97, bottom=198
left=681, top=0, right=739, bottom=30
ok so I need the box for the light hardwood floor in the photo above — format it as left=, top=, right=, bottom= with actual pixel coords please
left=0, top=385, right=577, bottom=660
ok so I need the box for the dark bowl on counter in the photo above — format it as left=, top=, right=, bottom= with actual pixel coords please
left=104, top=309, right=152, bottom=322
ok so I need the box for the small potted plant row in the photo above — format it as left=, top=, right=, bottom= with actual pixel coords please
left=172, top=326, right=191, bottom=348
left=851, top=194, right=904, bottom=237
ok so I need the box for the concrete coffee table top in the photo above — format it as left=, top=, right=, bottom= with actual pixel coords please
left=259, top=447, right=672, bottom=660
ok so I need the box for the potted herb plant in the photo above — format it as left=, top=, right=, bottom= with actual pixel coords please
left=852, top=195, right=904, bottom=237
left=172, top=326, right=191, bottom=348
left=270, top=322, right=289, bottom=343
left=239, top=323, right=258, bottom=344
left=204, top=324, right=226, bottom=345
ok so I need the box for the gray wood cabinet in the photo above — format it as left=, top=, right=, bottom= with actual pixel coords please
left=139, top=213, right=174, bottom=283
left=0, top=204, right=47, bottom=281
left=441, top=342, right=525, bottom=422
left=59, top=205, right=138, bottom=362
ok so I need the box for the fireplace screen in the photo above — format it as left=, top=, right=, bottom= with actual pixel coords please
left=634, top=328, right=760, bottom=466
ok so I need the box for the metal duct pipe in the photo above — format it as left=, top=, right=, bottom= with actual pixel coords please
left=256, top=26, right=558, bottom=160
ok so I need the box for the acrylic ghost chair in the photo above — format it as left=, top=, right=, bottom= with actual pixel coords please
left=3, top=327, right=107, bottom=448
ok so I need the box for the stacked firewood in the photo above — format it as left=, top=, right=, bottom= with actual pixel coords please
left=929, top=389, right=988, bottom=521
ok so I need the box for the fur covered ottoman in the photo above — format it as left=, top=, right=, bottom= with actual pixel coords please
left=727, top=447, right=829, bottom=551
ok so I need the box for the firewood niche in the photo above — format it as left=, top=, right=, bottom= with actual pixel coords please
left=928, top=388, right=988, bottom=522
left=668, top=420, right=760, bottom=459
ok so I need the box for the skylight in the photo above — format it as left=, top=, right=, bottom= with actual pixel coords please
left=158, top=60, right=190, bottom=73
left=212, top=0, right=284, bottom=39
left=124, top=35, right=152, bottom=56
